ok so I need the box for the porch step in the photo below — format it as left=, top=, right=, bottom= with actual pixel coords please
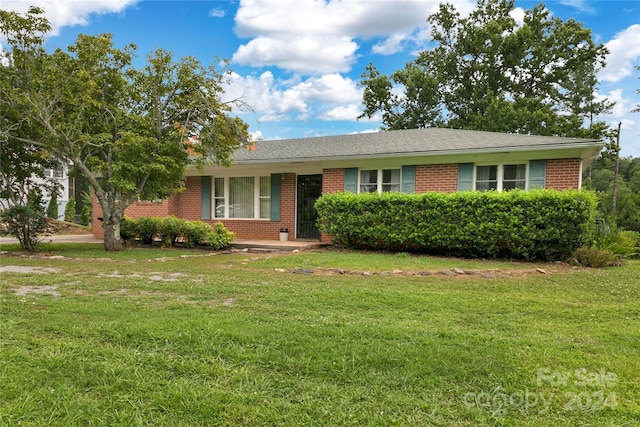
left=230, top=240, right=328, bottom=251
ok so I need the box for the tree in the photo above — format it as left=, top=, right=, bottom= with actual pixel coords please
left=360, top=0, right=612, bottom=140
left=46, top=191, right=58, bottom=219
left=1, top=7, right=250, bottom=251
left=0, top=6, right=58, bottom=211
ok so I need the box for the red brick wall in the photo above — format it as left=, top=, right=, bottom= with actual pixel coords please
left=546, top=159, right=581, bottom=190
left=175, top=176, right=201, bottom=220
left=322, top=168, right=345, bottom=193
left=416, top=164, right=458, bottom=193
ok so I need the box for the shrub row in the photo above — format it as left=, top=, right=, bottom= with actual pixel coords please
left=120, top=216, right=234, bottom=250
left=315, top=189, right=597, bottom=261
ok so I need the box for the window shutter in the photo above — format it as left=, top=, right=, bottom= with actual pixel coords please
left=344, top=168, right=357, bottom=193
left=270, top=173, right=281, bottom=221
left=201, top=176, right=212, bottom=220
left=401, top=165, right=416, bottom=193
left=529, top=160, right=546, bottom=189
left=457, top=163, right=474, bottom=191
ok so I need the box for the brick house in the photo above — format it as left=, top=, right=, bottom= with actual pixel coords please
left=92, top=128, right=604, bottom=242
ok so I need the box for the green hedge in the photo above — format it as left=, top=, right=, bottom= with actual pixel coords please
left=120, top=216, right=235, bottom=250
left=316, top=190, right=597, bottom=260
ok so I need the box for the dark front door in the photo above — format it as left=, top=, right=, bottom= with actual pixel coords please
left=296, top=174, right=322, bottom=239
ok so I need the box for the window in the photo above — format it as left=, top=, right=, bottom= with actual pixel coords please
left=214, top=178, right=225, bottom=218
left=475, top=164, right=526, bottom=192
left=476, top=166, right=498, bottom=191
left=503, top=164, right=526, bottom=190
left=359, top=169, right=401, bottom=193
left=213, top=176, right=270, bottom=219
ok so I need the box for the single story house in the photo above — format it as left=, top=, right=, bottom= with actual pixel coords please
left=92, top=127, right=604, bottom=243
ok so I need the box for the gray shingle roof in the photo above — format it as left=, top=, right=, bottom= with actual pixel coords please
left=232, top=128, right=602, bottom=163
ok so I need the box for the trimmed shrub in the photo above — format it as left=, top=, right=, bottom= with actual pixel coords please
left=316, top=189, right=597, bottom=261
left=136, top=216, right=161, bottom=244
left=46, top=193, right=58, bottom=219
left=158, top=216, right=184, bottom=246
left=121, top=216, right=234, bottom=249
left=79, top=205, right=91, bottom=226
left=120, top=218, right=136, bottom=243
left=64, top=197, right=76, bottom=223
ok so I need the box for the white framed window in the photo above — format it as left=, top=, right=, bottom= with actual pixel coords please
left=359, top=169, right=401, bottom=193
left=475, top=164, right=526, bottom=192
left=213, top=175, right=270, bottom=219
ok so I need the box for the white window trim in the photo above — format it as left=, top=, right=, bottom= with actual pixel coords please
left=358, top=168, right=401, bottom=194
left=474, top=163, right=528, bottom=192
left=213, top=175, right=270, bottom=220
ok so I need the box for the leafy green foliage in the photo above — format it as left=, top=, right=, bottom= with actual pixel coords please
left=0, top=8, right=249, bottom=251
left=64, top=197, right=76, bottom=223
left=121, top=216, right=234, bottom=250
left=316, top=190, right=597, bottom=260
left=0, top=204, right=48, bottom=251
left=79, top=205, right=92, bottom=227
left=46, top=192, right=58, bottom=219
left=573, top=247, right=615, bottom=268
left=360, top=0, right=611, bottom=140
left=584, top=155, right=640, bottom=232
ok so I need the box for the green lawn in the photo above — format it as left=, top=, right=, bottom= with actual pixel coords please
left=1, top=244, right=638, bottom=426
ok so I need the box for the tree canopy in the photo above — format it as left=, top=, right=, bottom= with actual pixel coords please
left=360, top=0, right=612, bottom=140
left=1, top=7, right=250, bottom=251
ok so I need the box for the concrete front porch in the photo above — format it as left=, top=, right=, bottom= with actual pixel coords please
left=230, top=239, right=329, bottom=251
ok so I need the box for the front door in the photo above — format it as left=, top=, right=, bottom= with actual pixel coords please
left=296, top=174, right=322, bottom=239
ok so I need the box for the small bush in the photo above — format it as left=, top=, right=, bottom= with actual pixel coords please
left=121, top=216, right=234, bottom=249
left=136, top=217, right=161, bottom=244
left=0, top=204, right=48, bottom=252
left=158, top=216, right=184, bottom=246
left=46, top=193, right=58, bottom=219
left=120, top=218, right=136, bottom=243
left=574, top=247, right=614, bottom=268
left=64, top=197, right=76, bottom=223
left=79, top=205, right=91, bottom=226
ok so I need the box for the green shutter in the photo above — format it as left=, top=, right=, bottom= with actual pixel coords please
left=270, top=173, right=281, bottom=221
left=457, top=163, right=474, bottom=191
left=529, top=160, right=546, bottom=189
left=344, top=168, right=357, bottom=193
left=201, top=176, right=211, bottom=220
left=401, top=165, right=416, bottom=193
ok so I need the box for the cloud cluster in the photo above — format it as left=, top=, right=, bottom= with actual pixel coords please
left=599, top=24, right=640, bottom=83
left=232, top=0, right=475, bottom=74
left=0, top=0, right=138, bottom=35
left=223, top=71, right=363, bottom=122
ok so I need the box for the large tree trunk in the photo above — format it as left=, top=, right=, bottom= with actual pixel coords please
left=102, top=218, right=123, bottom=251
left=102, top=218, right=122, bottom=252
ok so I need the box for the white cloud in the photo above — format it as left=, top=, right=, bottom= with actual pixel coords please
left=599, top=24, right=640, bottom=83
left=224, top=71, right=362, bottom=122
left=558, top=0, right=596, bottom=14
left=232, top=0, right=475, bottom=74
left=0, top=0, right=139, bottom=35
left=319, top=104, right=362, bottom=121
left=209, top=8, right=225, bottom=18
left=233, top=35, right=358, bottom=74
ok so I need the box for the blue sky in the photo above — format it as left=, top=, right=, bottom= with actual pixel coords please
left=2, top=0, right=639, bottom=156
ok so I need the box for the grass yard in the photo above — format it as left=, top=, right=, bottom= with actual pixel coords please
left=0, top=243, right=638, bottom=426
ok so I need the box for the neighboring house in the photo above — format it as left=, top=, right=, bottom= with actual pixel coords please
left=41, top=165, right=70, bottom=220
left=92, top=128, right=604, bottom=242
